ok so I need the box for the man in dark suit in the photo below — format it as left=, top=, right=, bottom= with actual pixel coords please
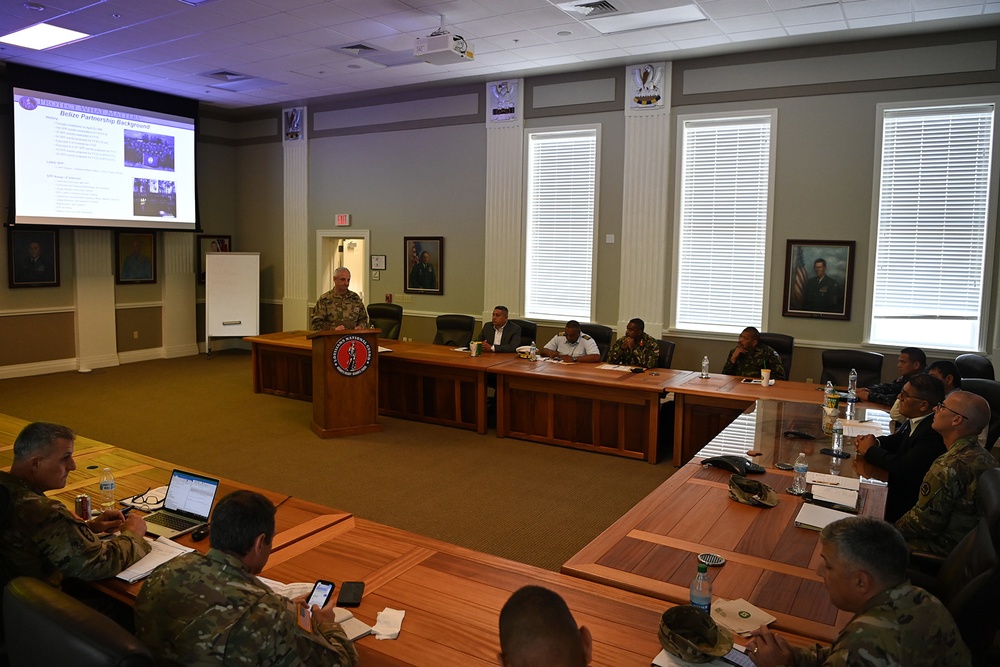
left=478, top=305, right=521, bottom=353
left=855, top=374, right=946, bottom=523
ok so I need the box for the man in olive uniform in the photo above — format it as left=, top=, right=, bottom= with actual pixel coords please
left=896, top=390, right=996, bottom=556
left=541, top=320, right=600, bottom=363
left=0, top=422, right=150, bottom=590
left=311, top=267, right=369, bottom=331
left=721, top=327, right=786, bottom=380
left=607, top=318, right=659, bottom=368
left=136, top=490, right=358, bottom=667
left=747, top=516, right=968, bottom=666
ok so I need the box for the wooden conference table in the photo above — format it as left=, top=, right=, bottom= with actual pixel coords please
left=563, top=400, right=889, bottom=644
left=0, top=413, right=672, bottom=665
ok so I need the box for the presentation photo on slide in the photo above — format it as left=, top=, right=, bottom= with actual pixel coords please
left=13, top=88, right=195, bottom=226
left=124, top=130, right=175, bottom=171
left=133, top=179, right=177, bottom=218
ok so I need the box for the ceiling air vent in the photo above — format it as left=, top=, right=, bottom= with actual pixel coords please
left=341, top=44, right=377, bottom=56
left=557, top=1, right=620, bottom=17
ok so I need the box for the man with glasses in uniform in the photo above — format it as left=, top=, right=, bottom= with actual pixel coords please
left=895, top=390, right=996, bottom=556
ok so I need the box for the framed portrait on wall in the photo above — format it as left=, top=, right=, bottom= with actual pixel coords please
left=8, top=227, right=60, bottom=288
left=404, top=236, right=443, bottom=295
left=115, top=231, right=156, bottom=284
left=783, top=240, right=855, bottom=320
left=197, top=235, right=231, bottom=284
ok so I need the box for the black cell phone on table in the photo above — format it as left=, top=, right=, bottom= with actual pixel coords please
left=307, top=580, right=336, bottom=608
left=337, top=581, right=364, bottom=607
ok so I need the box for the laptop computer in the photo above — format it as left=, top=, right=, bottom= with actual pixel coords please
left=142, top=469, right=220, bottom=539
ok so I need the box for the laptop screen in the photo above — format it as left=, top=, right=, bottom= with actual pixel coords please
left=163, top=470, right=219, bottom=519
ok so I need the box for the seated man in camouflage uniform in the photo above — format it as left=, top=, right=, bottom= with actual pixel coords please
left=0, top=422, right=151, bottom=590
left=136, top=490, right=358, bottom=667
left=607, top=318, right=658, bottom=368
left=896, top=390, right=996, bottom=556
left=722, top=327, right=786, bottom=380
left=498, top=585, right=592, bottom=667
left=747, top=516, right=968, bottom=666
left=311, top=267, right=369, bottom=331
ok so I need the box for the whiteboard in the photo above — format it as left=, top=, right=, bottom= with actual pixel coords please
left=206, top=253, right=259, bottom=339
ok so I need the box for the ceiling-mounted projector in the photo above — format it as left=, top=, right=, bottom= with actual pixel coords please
left=414, top=33, right=474, bottom=65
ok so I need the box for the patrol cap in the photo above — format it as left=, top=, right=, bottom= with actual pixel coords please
left=728, top=475, right=778, bottom=508
left=658, top=605, right=733, bottom=664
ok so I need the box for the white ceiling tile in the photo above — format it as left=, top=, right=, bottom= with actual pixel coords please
left=375, top=10, right=444, bottom=32
left=329, top=19, right=400, bottom=40
left=605, top=28, right=669, bottom=47
left=768, top=0, right=843, bottom=9
left=555, top=35, right=621, bottom=54
left=509, top=42, right=569, bottom=60
left=507, top=7, right=582, bottom=29
left=916, top=5, right=989, bottom=19
left=246, top=12, right=322, bottom=36
left=785, top=19, right=850, bottom=34
left=669, top=34, right=732, bottom=49
left=455, top=16, right=526, bottom=38
left=913, top=0, right=982, bottom=8
left=842, top=0, right=914, bottom=19
left=728, top=27, right=789, bottom=41
left=531, top=22, right=602, bottom=41
left=479, top=30, right=550, bottom=49
left=198, top=0, right=282, bottom=23
left=577, top=48, right=634, bottom=61
left=329, top=0, right=415, bottom=18
left=847, top=12, right=914, bottom=27
left=366, top=33, right=421, bottom=51
left=288, top=3, right=366, bottom=26
left=698, top=0, right=773, bottom=21
left=420, top=0, right=496, bottom=24
left=256, top=0, right=332, bottom=10
left=715, top=13, right=783, bottom=32
left=470, top=49, right=529, bottom=65
left=210, top=23, right=275, bottom=45
left=659, top=19, right=724, bottom=39
left=988, top=2, right=1000, bottom=13
left=777, top=4, right=847, bottom=26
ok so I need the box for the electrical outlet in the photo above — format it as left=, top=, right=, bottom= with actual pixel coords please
left=396, top=293, right=412, bottom=304
left=133, top=331, right=139, bottom=339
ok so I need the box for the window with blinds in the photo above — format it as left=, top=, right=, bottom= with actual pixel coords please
left=870, top=102, right=996, bottom=351
left=674, top=113, right=775, bottom=334
left=524, top=127, right=598, bottom=321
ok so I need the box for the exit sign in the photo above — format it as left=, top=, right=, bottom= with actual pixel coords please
left=335, top=213, right=351, bottom=226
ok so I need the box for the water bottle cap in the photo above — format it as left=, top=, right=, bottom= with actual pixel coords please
left=697, top=563, right=707, bottom=572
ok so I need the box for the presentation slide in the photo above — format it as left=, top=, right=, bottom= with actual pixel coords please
left=13, top=87, right=197, bottom=230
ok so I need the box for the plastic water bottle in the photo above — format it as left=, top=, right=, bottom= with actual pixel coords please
left=824, top=380, right=835, bottom=405
left=99, top=467, right=116, bottom=512
left=701, top=356, right=710, bottom=378
left=847, top=369, right=858, bottom=403
left=832, top=419, right=844, bottom=454
left=690, top=563, right=712, bottom=613
left=528, top=341, right=537, bottom=362
left=792, top=452, right=808, bottom=494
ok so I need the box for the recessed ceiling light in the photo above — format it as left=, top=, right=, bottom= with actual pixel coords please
left=23, top=3, right=45, bottom=11
left=0, top=23, right=89, bottom=50
left=557, top=30, right=573, bottom=36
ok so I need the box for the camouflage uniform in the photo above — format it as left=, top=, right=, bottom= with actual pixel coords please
left=135, top=548, right=358, bottom=667
left=791, top=582, right=969, bottom=666
left=608, top=332, right=660, bottom=368
left=895, top=435, right=998, bottom=556
left=0, top=471, right=151, bottom=589
left=311, top=289, right=369, bottom=331
left=721, top=343, right=786, bottom=380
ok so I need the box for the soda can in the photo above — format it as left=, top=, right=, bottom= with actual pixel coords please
left=74, top=494, right=92, bottom=520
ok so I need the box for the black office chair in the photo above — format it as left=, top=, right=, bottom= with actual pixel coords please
left=961, top=378, right=1000, bottom=452
left=3, top=576, right=154, bottom=667
left=432, top=314, right=475, bottom=348
left=909, top=468, right=1000, bottom=665
left=367, top=303, right=403, bottom=340
left=657, top=338, right=676, bottom=369
left=758, top=332, right=794, bottom=376
left=957, top=354, right=995, bottom=381
left=509, top=319, right=537, bottom=348
left=579, top=323, right=613, bottom=362
left=820, top=349, right=884, bottom=388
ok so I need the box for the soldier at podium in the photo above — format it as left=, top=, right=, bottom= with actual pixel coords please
left=311, top=267, right=369, bottom=331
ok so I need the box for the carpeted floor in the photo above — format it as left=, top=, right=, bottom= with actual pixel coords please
left=0, top=350, right=677, bottom=571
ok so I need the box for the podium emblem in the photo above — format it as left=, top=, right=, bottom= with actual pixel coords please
left=331, top=335, right=373, bottom=377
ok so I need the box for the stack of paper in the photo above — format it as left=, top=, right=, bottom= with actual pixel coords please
left=795, top=503, right=854, bottom=531
left=811, top=485, right=859, bottom=512
left=806, top=472, right=861, bottom=490
left=117, top=537, right=193, bottom=583
left=842, top=420, right=884, bottom=437
left=712, top=598, right=776, bottom=636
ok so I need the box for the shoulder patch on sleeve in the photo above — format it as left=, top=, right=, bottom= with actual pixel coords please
left=920, top=481, right=931, bottom=496
left=581, top=334, right=591, bottom=339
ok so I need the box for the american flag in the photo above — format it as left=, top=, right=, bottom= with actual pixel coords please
left=408, top=242, right=420, bottom=274
left=791, top=246, right=807, bottom=309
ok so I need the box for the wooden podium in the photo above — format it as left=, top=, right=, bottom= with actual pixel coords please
left=307, top=329, right=382, bottom=438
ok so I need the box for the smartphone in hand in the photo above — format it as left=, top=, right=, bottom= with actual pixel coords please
left=307, top=580, right=336, bottom=608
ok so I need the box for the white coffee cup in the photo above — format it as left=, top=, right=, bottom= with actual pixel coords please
left=760, top=369, right=771, bottom=386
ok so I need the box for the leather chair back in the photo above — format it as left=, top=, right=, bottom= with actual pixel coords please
left=432, top=314, right=475, bottom=348
left=579, top=323, right=613, bottom=362
left=957, top=354, right=995, bottom=381
left=929, top=468, right=1000, bottom=663
left=509, top=319, right=537, bottom=349
left=820, top=349, right=884, bottom=388
left=961, top=378, right=1000, bottom=452
left=3, top=576, right=154, bottom=667
left=367, top=303, right=403, bottom=340
left=758, top=332, right=794, bottom=376
left=657, top=338, right=676, bottom=369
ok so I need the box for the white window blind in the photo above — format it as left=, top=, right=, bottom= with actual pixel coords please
left=675, top=114, right=774, bottom=333
left=870, top=103, right=995, bottom=350
left=525, top=128, right=597, bottom=321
